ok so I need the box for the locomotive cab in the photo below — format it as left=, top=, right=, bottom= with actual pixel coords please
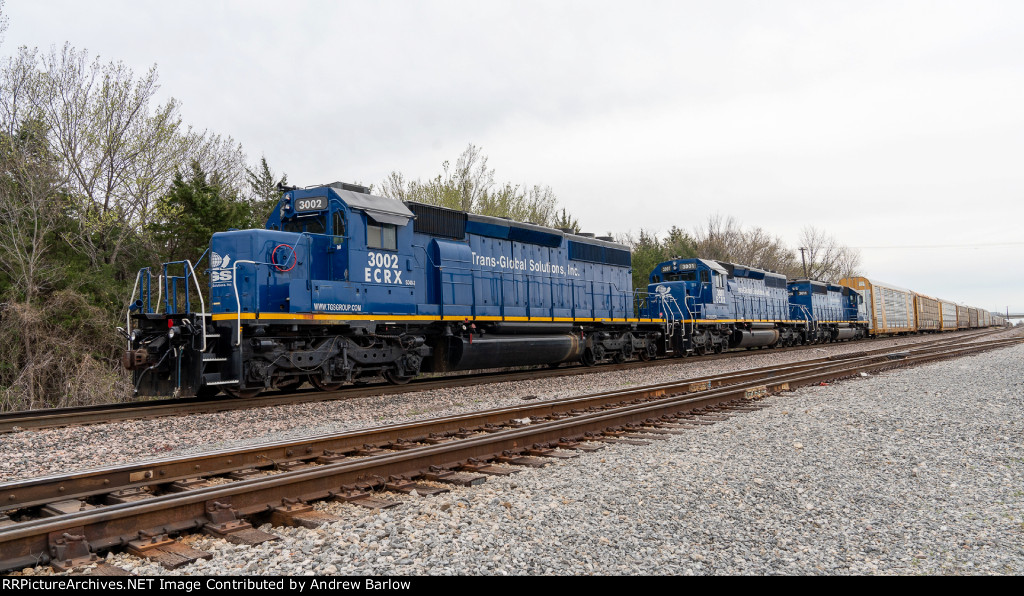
left=646, top=258, right=728, bottom=321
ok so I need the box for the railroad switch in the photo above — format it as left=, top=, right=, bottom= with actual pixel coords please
left=126, top=531, right=213, bottom=570
left=270, top=498, right=341, bottom=529
left=48, top=528, right=98, bottom=571
left=203, top=500, right=277, bottom=546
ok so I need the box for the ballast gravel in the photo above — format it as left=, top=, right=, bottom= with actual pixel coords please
left=5, top=330, right=1024, bottom=575
left=0, top=330, right=1012, bottom=482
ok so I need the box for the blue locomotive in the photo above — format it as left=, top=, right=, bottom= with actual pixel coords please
left=786, top=279, right=868, bottom=343
left=124, top=182, right=660, bottom=397
left=644, top=257, right=868, bottom=354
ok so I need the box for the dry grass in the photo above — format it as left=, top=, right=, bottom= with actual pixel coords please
left=0, top=291, right=132, bottom=412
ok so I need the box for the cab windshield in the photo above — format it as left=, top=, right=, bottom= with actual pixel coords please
left=664, top=271, right=697, bottom=282
left=282, top=215, right=326, bottom=235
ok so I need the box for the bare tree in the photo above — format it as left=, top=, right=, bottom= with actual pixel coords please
left=379, top=170, right=409, bottom=202
left=691, top=213, right=798, bottom=274
left=0, top=49, right=64, bottom=304
left=0, top=125, right=64, bottom=304
left=798, top=225, right=861, bottom=281
left=32, top=44, right=188, bottom=268
left=379, top=143, right=574, bottom=227
left=450, top=143, right=494, bottom=211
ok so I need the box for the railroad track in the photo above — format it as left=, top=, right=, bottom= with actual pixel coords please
left=0, top=333, right=1018, bottom=573
left=0, top=329, right=1002, bottom=433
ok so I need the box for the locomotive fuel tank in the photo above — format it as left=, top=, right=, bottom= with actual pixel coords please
left=729, top=329, right=780, bottom=349
left=435, top=334, right=585, bottom=372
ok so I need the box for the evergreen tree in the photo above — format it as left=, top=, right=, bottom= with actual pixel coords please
left=148, top=161, right=249, bottom=264
left=245, top=156, right=288, bottom=228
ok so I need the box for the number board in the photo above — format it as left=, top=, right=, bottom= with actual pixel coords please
left=294, top=197, right=327, bottom=212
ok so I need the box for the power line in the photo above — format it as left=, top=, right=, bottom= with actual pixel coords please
left=853, top=241, right=1024, bottom=250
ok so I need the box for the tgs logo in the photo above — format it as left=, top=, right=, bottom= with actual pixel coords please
left=211, top=252, right=233, bottom=285
left=655, top=284, right=670, bottom=295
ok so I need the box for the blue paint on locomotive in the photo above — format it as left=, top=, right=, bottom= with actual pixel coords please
left=786, top=280, right=867, bottom=324
left=206, top=182, right=635, bottom=322
left=644, top=258, right=789, bottom=321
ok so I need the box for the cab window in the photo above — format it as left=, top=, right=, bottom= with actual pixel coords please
left=283, top=215, right=326, bottom=235
left=664, top=271, right=696, bottom=282
left=332, top=211, right=346, bottom=239
left=367, top=221, right=397, bottom=250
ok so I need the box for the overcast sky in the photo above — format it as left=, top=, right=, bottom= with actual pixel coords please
left=3, top=1, right=1022, bottom=313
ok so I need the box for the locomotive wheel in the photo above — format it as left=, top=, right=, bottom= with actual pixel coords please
left=310, top=376, right=344, bottom=391
left=581, top=347, right=597, bottom=367
left=612, top=352, right=626, bottom=364
left=222, top=386, right=263, bottom=399
left=383, top=369, right=414, bottom=385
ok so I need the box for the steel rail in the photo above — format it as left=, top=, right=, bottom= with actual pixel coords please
left=1, top=335, right=1012, bottom=513
left=0, top=329, right=1004, bottom=433
left=0, top=334, right=1016, bottom=515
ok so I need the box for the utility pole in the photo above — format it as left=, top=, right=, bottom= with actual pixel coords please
left=799, top=247, right=808, bottom=278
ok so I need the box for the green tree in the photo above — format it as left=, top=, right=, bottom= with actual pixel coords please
left=148, top=162, right=249, bottom=264
left=619, top=229, right=668, bottom=293
left=664, top=226, right=697, bottom=261
left=244, top=156, right=288, bottom=228
left=552, top=208, right=580, bottom=233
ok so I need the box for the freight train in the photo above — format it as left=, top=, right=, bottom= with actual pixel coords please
left=121, top=181, right=1003, bottom=398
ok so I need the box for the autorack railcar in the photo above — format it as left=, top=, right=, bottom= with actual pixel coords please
left=839, top=277, right=915, bottom=336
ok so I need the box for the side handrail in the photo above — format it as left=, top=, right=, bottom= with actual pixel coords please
left=231, top=259, right=271, bottom=346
